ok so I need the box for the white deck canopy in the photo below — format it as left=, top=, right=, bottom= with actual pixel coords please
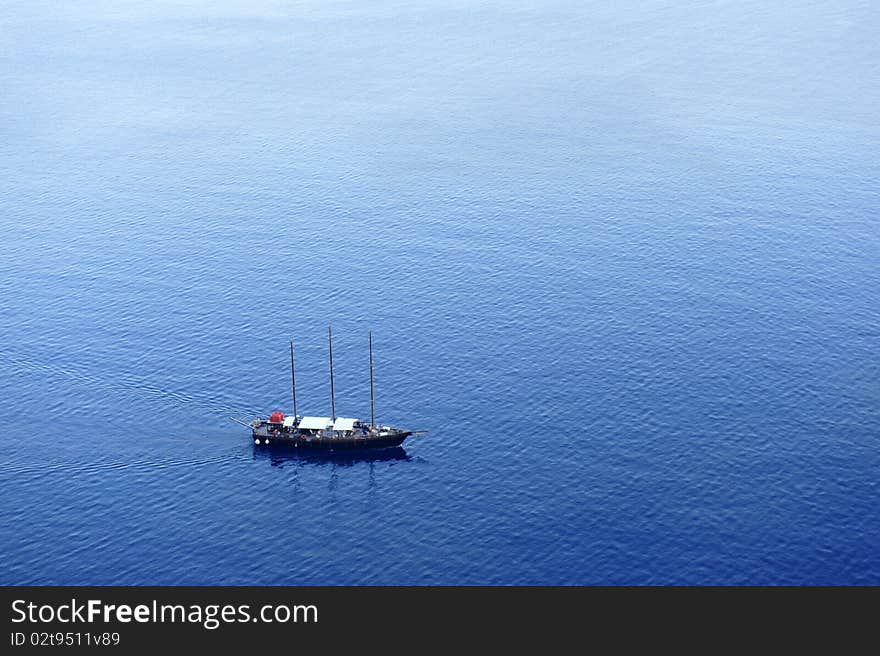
left=298, top=416, right=332, bottom=430
left=332, top=417, right=357, bottom=432
left=282, top=416, right=296, bottom=428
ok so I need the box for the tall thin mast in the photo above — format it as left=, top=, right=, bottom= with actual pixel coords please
left=328, top=325, right=336, bottom=421
left=289, top=339, right=298, bottom=420
left=369, top=331, right=376, bottom=430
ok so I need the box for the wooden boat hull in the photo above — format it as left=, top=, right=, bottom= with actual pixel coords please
left=252, top=430, right=411, bottom=451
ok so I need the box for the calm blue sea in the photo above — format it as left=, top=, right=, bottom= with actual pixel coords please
left=1, top=1, right=878, bottom=585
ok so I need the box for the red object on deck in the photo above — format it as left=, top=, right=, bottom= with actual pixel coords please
left=269, top=411, right=285, bottom=424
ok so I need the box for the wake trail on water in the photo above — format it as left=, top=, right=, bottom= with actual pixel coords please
left=0, top=350, right=259, bottom=477
left=0, top=450, right=245, bottom=479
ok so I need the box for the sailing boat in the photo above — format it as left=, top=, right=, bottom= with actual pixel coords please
left=234, top=328, right=421, bottom=450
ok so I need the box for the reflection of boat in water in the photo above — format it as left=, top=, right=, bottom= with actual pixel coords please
left=254, top=444, right=411, bottom=467
left=233, top=328, right=425, bottom=451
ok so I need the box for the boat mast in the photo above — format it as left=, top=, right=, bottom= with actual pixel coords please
left=328, top=325, right=336, bottom=422
left=289, top=339, right=298, bottom=420
left=369, top=331, right=376, bottom=430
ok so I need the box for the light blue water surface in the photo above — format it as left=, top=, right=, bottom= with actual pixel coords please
left=1, top=1, right=878, bottom=584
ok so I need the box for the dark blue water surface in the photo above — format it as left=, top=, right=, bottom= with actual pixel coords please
left=1, top=1, right=878, bottom=585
